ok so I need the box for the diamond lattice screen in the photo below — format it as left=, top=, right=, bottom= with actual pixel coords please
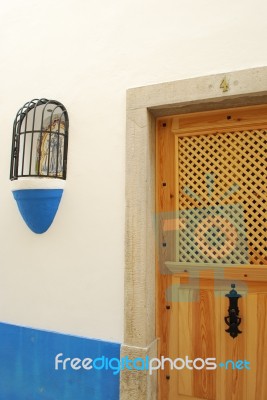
left=177, top=129, right=267, bottom=265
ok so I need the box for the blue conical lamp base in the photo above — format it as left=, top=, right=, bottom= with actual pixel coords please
left=11, top=179, right=65, bottom=234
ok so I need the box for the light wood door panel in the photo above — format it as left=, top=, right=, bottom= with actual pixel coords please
left=156, top=105, right=267, bottom=400
left=166, top=284, right=267, bottom=400
left=168, top=285, right=219, bottom=400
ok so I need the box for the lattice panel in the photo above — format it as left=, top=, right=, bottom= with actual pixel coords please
left=177, top=129, right=267, bottom=265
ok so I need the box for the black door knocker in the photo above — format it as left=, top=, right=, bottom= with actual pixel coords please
left=225, top=284, right=242, bottom=339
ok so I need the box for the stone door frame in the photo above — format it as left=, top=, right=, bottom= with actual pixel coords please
left=121, top=67, right=267, bottom=400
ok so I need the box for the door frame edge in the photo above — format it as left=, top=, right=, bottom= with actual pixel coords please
left=122, top=66, right=267, bottom=400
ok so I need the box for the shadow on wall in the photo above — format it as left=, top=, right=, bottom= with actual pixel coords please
left=0, top=322, right=120, bottom=400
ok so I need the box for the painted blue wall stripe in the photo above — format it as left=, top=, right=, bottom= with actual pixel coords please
left=0, top=322, right=120, bottom=400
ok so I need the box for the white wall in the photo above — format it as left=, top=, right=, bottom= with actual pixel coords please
left=0, top=0, right=267, bottom=343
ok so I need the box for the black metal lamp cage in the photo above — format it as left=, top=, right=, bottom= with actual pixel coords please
left=10, top=98, right=69, bottom=180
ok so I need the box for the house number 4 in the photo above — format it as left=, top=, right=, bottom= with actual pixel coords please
left=220, top=77, right=229, bottom=92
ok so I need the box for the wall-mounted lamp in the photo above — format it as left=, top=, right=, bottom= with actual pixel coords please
left=10, top=99, right=69, bottom=234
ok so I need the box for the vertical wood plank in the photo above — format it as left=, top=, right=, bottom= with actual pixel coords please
left=156, top=117, right=176, bottom=400
left=192, top=288, right=217, bottom=400
left=246, top=293, right=257, bottom=399
left=168, top=286, right=194, bottom=398
left=255, top=293, right=267, bottom=399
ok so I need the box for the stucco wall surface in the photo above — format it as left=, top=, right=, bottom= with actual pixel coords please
left=0, top=0, right=267, bottom=343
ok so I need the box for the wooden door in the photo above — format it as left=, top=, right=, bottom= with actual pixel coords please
left=156, top=105, right=267, bottom=400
